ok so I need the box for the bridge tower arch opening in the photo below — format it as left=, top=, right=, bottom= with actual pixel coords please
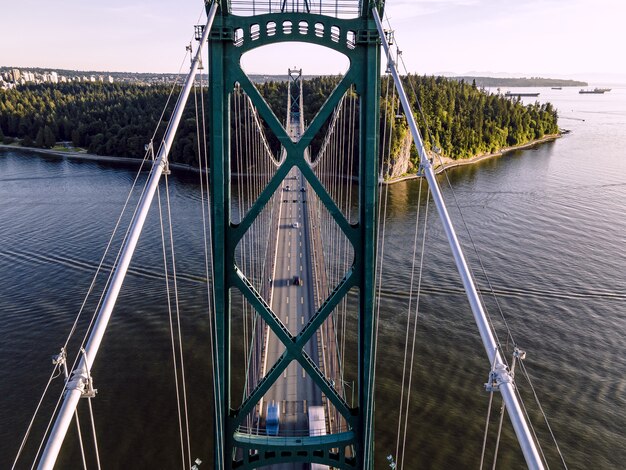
left=206, top=1, right=385, bottom=468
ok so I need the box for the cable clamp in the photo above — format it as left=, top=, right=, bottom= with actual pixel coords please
left=66, top=370, right=98, bottom=398
left=485, top=362, right=513, bottom=393
left=151, top=139, right=171, bottom=175
left=510, top=347, right=526, bottom=378
left=385, top=57, right=395, bottom=75
left=417, top=157, right=431, bottom=177
left=145, top=140, right=155, bottom=160
left=66, top=350, right=98, bottom=398
left=51, top=348, right=66, bottom=366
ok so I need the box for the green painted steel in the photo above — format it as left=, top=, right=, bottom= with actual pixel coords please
left=206, top=1, right=384, bottom=468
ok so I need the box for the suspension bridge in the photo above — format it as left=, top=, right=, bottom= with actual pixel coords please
left=11, top=1, right=565, bottom=469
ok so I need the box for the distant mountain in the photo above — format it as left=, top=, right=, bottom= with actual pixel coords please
left=450, top=76, right=587, bottom=87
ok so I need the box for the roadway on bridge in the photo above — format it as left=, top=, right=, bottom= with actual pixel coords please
left=261, top=162, right=324, bottom=470
left=263, top=164, right=322, bottom=431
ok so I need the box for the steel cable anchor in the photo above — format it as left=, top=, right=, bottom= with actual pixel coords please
left=485, top=348, right=526, bottom=392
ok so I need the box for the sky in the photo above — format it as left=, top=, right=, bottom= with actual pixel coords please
left=2, top=0, right=626, bottom=82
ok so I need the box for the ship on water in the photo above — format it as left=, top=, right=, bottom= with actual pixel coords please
left=505, top=91, right=540, bottom=97
left=579, top=88, right=611, bottom=94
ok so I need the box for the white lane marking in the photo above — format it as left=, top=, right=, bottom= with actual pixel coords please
left=301, top=296, right=304, bottom=304
left=300, top=265, right=303, bottom=272
left=300, top=253, right=302, bottom=258
left=286, top=296, right=289, bottom=304
left=288, top=265, right=290, bottom=271
left=302, top=367, right=306, bottom=378
left=288, top=252, right=291, bottom=258
left=284, top=370, right=287, bottom=378
left=285, top=316, right=289, bottom=324
left=299, top=241, right=302, bottom=247
left=301, top=315, right=304, bottom=325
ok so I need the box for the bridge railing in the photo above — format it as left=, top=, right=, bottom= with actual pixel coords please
left=236, top=424, right=351, bottom=437
left=227, top=0, right=362, bottom=18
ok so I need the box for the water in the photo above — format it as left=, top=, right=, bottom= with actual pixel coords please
left=1, top=87, right=625, bottom=469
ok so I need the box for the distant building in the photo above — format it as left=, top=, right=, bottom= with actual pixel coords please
left=89, top=75, right=96, bottom=82
left=107, top=75, right=114, bottom=83
left=11, top=69, right=21, bottom=82
left=19, top=71, right=32, bottom=82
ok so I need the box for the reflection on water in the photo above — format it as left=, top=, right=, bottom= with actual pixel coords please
left=1, top=87, right=625, bottom=469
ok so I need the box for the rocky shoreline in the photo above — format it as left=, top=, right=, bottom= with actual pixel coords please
left=1, top=132, right=562, bottom=182
left=383, top=133, right=562, bottom=184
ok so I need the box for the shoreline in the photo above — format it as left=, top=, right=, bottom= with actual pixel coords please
left=0, top=144, right=200, bottom=173
left=1, top=133, right=562, bottom=181
left=383, top=133, right=562, bottom=185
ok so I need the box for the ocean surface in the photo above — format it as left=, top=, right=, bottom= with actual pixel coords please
left=1, top=86, right=625, bottom=469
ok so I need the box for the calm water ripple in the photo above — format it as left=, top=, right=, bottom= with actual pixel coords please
left=1, top=87, right=625, bottom=469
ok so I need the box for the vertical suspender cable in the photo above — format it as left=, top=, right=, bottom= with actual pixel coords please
left=37, top=4, right=218, bottom=469
left=372, top=7, right=544, bottom=470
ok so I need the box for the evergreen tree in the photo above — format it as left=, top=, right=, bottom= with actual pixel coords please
left=0, top=78, right=559, bottom=168
left=35, top=128, right=45, bottom=148
left=43, top=125, right=55, bottom=148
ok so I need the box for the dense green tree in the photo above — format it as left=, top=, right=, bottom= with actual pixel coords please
left=43, top=125, right=55, bottom=148
left=34, top=128, right=45, bottom=148
left=0, top=77, right=558, bottom=173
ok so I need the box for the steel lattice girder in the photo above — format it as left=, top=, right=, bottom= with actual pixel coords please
left=207, top=1, right=383, bottom=468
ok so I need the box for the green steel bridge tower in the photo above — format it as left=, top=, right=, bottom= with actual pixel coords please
left=206, top=1, right=384, bottom=468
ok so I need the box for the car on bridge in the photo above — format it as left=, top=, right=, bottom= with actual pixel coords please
left=292, top=222, right=299, bottom=228
left=293, top=275, right=303, bottom=286
left=266, top=401, right=280, bottom=436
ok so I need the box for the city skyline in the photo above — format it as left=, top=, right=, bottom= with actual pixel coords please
left=2, top=0, right=626, bottom=83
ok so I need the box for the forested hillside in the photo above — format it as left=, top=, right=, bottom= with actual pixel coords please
left=389, top=75, right=559, bottom=159
left=257, top=74, right=559, bottom=174
left=0, top=76, right=558, bottom=173
left=0, top=82, right=201, bottom=165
